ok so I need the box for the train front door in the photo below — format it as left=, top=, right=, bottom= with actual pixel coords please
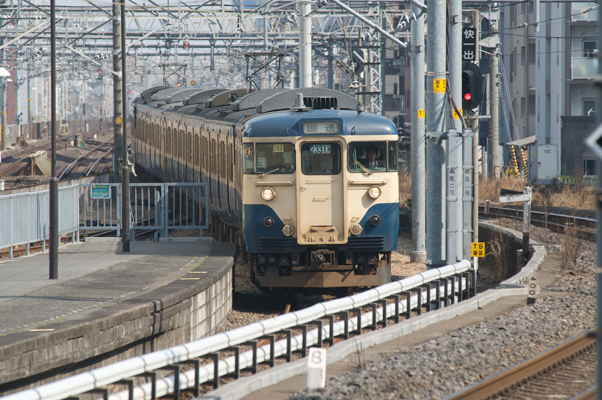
left=296, top=140, right=345, bottom=245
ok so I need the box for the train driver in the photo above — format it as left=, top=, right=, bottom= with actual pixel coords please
left=366, top=146, right=385, bottom=169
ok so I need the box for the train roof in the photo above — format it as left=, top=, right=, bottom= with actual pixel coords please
left=133, top=87, right=396, bottom=135
left=243, top=109, right=397, bottom=138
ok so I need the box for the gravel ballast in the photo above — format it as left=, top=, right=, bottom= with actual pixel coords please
left=289, top=221, right=597, bottom=400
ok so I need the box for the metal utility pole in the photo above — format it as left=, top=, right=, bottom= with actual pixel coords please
left=447, top=0, right=463, bottom=263
left=1, top=38, right=6, bottom=151
left=410, top=2, right=426, bottom=264
left=27, top=64, right=32, bottom=139
left=592, top=0, right=602, bottom=394
left=113, top=0, right=124, bottom=182
left=489, top=35, right=500, bottom=178
left=426, top=0, right=447, bottom=267
left=121, top=1, right=130, bottom=252
left=49, top=0, right=58, bottom=279
left=298, top=0, right=312, bottom=88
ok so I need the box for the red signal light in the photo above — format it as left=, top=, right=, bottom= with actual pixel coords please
left=98, top=70, right=102, bottom=74
left=464, top=93, right=472, bottom=101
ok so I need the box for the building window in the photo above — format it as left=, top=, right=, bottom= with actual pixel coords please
left=521, top=97, right=525, bottom=119
left=583, top=41, right=597, bottom=57
left=393, top=83, right=398, bottom=95
left=583, top=100, right=596, bottom=116
left=521, top=46, right=526, bottom=66
left=528, top=41, right=536, bottom=64
left=528, top=95, right=535, bottom=115
left=584, top=159, right=596, bottom=175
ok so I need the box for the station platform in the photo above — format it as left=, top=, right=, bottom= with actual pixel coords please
left=0, top=238, right=236, bottom=395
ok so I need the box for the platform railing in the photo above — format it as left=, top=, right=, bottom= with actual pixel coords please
left=0, top=185, right=79, bottom=260
left=79, top=182, right=209, bottom=239
left=2, top=260, right=473, bottom=400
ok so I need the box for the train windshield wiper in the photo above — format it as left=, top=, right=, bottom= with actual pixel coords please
left=354, top=160, right=372, bottom=175
left=258, top=167, right=281, bottom=178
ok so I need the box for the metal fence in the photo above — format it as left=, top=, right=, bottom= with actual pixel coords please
left=1, top=183, right=209, bottom=258
left=0, top=185, right=79, bottom=259
left=79, top=182, right=209, bottom=239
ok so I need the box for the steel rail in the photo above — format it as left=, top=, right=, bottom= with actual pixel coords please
left=446, top=328, right=597, bottom=400
left=58, top=137, right=113, bottom=180
left=479, top=205, right=596, bottom=241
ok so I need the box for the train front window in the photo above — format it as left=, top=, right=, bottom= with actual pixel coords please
left=348, top=141, right=398, bottom=172
left=301, top=143, right=341, bottom=175
left=243, top=143, right=295, bottom=174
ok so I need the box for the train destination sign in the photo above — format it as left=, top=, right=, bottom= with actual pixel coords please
left=303, top=121, right=339, bottom=134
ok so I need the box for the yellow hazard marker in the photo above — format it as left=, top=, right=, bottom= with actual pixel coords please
left=115, top=116, right=123, bottom=125
left=417, top=109, right=425, bottom=119
left=471, top=242, right=485, bottom=257
left=190, top=80, right=196, bottom=86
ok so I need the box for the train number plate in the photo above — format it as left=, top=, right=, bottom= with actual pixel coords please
left=303, top=121, right=339, bottom=134
left=309, top=144, right=332, bottom=154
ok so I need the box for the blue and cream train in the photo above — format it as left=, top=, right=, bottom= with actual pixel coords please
left=131, top=87, right=400, bottom=293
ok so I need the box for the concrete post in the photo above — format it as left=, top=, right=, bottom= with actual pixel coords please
left=489, top=37, right=500, bottom=178
left=449, top=0, right=463, bottom=260
left=426, top=0, right=447, bottom=267
left=462, top=129, right=474, bottom=261
left=410, top=2, right=426, bottom=263
left=446, top=129, right=462, bottom=264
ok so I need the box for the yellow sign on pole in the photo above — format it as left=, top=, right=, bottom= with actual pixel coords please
left=433, top=79, right=446, bottom=93
left=190, top=80, right=196, bottom=86
left=417, top=109, right=425, bottom=119
left=471, top=242, right=485, bottom=257
left=115, top=116, right=123, bottom=125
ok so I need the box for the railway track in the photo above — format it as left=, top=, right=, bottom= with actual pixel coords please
left=480, top=204, right=596, bottom=241
left=447, top=328, right=597, bottom=400
left=57, top=137, right=113, bottom=180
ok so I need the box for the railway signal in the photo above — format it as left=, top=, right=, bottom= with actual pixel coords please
left=461, top=62, right=482, bottom=110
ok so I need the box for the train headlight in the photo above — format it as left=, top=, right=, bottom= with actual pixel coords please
left=349, top=224, right=363, bottom=236
left=261, top=187, right=276, bottom=201
left=282, top=225, right=295, bottom=236
left=368, top=186, right=381, bottom=199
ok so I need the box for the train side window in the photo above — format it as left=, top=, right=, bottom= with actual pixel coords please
left=347, top=141, right=387, bottom=172
left=387, top=141, right=398, bottom=171
left=167, top=127, right=171, bottom=154
left=188, top=131, right=193, bottom=163
left=228, top=143, right=233, bottom=181
left=300, top=143, right=340, bottom=175
left=195, top=135, right=200, bottom=166
left=203, top=137, right=208, bottom=170
left=220, top=142, right=226, bottom=179
left=243, top=144, right=255, bottom=173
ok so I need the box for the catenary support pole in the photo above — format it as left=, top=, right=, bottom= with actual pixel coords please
left=1, top=38, right=6, bottom=151
left=410, top=1, right=426, bottom=263
left=299, top=0, right=312, bottom=88
left=489, top=30, right=500, bottom=178
left=449, top=0, right=463, bottom=261
left=113, top=0, right=124, bottom=182
left=596, top=5, right=602, bottom=400
left=426, top=0, right=447, bottom=268
left=121, top=0, right=130, bottom=253
left=49, top=0, right=58, bottom=279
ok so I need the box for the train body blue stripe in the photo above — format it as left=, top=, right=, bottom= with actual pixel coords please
left=244, top=203, right=398, bottom=253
